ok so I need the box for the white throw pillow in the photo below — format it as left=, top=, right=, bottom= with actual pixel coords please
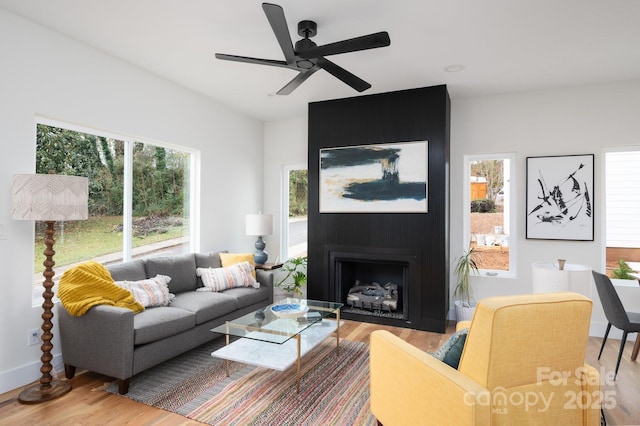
left=196, top=261, right=259, bottom=292
left=115, top=274, right=174, bottom=307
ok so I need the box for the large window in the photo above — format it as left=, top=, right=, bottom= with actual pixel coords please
left=33, top=120, right=195, bottom=302
left=464, top=153, right=516, bottom=277
left=281, top=166, right=307, bottom=260
left=605, top=148, right=640, bottom=280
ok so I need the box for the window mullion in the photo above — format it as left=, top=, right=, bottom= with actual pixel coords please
left=123, top=140, right=133, bottom=261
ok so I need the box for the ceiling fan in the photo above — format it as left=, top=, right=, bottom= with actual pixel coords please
left=215, top=2, right=391, bottom=95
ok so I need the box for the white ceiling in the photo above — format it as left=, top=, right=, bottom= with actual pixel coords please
left=2, top=0, right=640, bottom=122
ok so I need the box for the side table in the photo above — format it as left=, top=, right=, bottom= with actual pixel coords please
left=255, top=263, right=283, bottom=270
left=531, top=262, right=592, bottom=297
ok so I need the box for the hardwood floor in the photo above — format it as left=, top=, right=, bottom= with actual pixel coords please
left=1, top=320, right=638, bottom=425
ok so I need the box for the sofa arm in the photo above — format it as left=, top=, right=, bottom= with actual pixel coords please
left=58, top=304, right=135, bottom=380
left=370, top=330, right=490, bottom=426
left=256, top=269, right=273, bottom=290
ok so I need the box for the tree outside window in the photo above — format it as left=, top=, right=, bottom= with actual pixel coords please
left=33, top=123, right=191, bottom=300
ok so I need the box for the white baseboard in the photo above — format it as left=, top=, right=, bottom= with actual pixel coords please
left=590, top=320, right=636, bottom=342
left=0, top=353, right=65, bottom=394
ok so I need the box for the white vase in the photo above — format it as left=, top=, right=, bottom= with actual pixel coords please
left=454, top=300, right=476, bottom=322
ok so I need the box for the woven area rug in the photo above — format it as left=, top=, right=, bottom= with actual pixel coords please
left=106, top=337, right=375, bottom=425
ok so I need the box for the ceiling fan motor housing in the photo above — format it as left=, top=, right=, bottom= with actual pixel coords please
left=297, top=20, right=317, bottom=38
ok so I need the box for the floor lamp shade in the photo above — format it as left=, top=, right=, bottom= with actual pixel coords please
left=246, top=213, right=273, bottom=264
left=11, top=173, right=88, bottom=404
left=12, top=174, right=89, bottom=221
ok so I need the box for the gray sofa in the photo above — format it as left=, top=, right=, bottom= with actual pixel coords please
left=58, top=251, right=273, bottom=394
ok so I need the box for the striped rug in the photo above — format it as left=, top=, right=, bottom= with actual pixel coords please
left=106, top=338, right=375, bottom=425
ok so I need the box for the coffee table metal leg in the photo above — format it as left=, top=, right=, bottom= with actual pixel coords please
left=225, top=326, right=230, bottom=377
left=295, top=334, right=301, bottom=393
left=336, top=309, right=341, bottom=356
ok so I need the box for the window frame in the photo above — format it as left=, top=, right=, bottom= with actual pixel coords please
left=603, top=146, right=640, bottom=284
left=280, top=164, right=307, bottom=261
left=33, top=117, right=199, bottom=303
left=463, top=152, right=517, bottom=278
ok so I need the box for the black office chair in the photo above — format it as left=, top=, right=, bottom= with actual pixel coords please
left=592, top=270, right=640, bottom=379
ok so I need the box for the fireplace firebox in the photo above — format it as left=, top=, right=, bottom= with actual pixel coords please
left=329, top=248, right=415, bottom=326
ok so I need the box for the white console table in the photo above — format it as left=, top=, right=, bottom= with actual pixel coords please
left=531, top=262, right=592, bottom=297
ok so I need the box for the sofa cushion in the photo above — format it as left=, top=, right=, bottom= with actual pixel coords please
left=195, top=251, right=227, bottom=287
left=222, top=286, right=270, bottom=309
left=144, top=253, right=197, bottom=294
left=430, top=327, right=468, bottom=369
left=169, top=291, right=238, bottom=324
left=133, top=306, right=195, bottom=345
left=196, top=262, right=258, bottom=292
left=195, top=251, right=226, bottom=268
left=114, top=275, right=174, bottom=308
left=107, top=260, right=147, bottom=282
left=219, top=252, right=256, bottom=279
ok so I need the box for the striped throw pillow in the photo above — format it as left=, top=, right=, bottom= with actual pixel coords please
left=196, top=261, right=259, bottom=292
left=114, top=274, right=173, bottom=308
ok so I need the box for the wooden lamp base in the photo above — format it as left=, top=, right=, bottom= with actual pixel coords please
left=18, top=380, right=72, bottom=404
left=18, top=221, right=72, bottom=404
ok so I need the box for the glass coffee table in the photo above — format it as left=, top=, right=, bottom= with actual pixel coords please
left=211, top=299, right=343, bottom=392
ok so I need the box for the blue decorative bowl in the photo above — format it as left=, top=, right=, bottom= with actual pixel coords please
left=271, top=303, right=309, bottom=318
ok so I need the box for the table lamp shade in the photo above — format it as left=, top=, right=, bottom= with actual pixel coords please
left=245, top=213, right=273, bottom=236
left=12, top=174, right=88, bottom=221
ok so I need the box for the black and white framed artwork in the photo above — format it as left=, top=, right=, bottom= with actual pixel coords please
left=526, top=154, right=594, bottom=241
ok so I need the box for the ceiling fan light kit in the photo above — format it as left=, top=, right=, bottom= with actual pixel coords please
left=215, top=2, right=390, bottom=95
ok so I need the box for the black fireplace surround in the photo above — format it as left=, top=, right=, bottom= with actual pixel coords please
left=306, top=85, right=451, bottom=333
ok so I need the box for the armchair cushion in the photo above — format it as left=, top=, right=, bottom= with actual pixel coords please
left=430, top=327, right=468, bottom=368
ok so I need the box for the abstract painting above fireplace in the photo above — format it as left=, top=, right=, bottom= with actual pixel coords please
left=319, top=141, right=428, bottom=213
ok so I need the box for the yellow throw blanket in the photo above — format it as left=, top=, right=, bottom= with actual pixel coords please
left=58, top=261, right=144, bottom=316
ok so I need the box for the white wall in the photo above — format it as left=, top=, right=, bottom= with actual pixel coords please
left=263, top=80, right=640, bottom=340
left=451, top=81, right=640, bottom=338
left=263, top=117, right=308, bottom=261
left=0, top=9, right=264, bottom=393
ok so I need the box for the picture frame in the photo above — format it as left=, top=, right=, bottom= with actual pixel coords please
left=526, top=154, right=594, bottom=241
left=319, top=141, right=428, bottom=213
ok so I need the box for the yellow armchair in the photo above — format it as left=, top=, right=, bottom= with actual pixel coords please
left=370, top=292, right=601, bottom=425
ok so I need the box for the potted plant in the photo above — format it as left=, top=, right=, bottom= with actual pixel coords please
left=275, top=256, right=308, bottom=297
left=612, top=259, right=635, bottom=280
left=453, top=245, right=480, bottom=321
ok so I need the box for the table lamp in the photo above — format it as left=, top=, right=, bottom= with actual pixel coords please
left=11, top=172, right=88, bottom=403
left=245, top=213, right=273, bottom=264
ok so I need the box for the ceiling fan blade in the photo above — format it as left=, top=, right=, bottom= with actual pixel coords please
left=298, top=31, right=390, bottom=59
left=262, top=3, right=296, bottom=65
left=316, top=58, right=371, bottom=92
left=276, top=67, right=319, bottom=95
left=215, top=53, right=291, bottom=70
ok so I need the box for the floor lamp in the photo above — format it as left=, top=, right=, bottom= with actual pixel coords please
left=11, top=172, right=88, bottom=404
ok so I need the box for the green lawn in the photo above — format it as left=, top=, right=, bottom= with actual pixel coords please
left=34, top=216, right=186, bottom=273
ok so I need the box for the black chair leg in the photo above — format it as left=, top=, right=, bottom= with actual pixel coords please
left=598, top=323, right=612, bottom=360
left=614, top=331, right=628, bottom=380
